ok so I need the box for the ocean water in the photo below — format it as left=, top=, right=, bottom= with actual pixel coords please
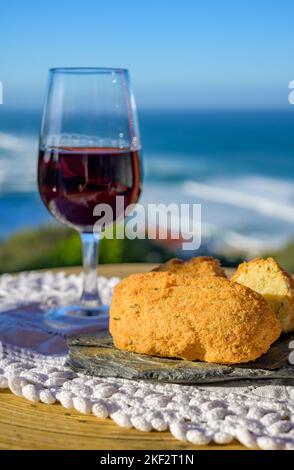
left=0, top=108, right=294, bottom=255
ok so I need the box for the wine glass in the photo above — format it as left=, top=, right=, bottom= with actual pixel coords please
left=38, top=68, right=142, bottom=327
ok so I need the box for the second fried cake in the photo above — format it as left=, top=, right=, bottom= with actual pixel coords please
left=110, top=272, right=281, bottom=364
left=231, top=257, right=294, bottom=333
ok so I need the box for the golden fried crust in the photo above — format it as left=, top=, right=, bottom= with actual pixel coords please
left=110, top=272, right=281, bottom=364
left=231, top=257, right=294, bottom=333
left=153, top=256, right=226, bottom=278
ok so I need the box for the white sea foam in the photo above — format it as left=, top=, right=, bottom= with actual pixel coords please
left=183, top=177, right=294, bottom=223
left=0, top=132, right=38, bottom=193
left=144, top=152, right=209, bottom=180
left=0, top=132, right=35, bottom=152
left=142, top=176, right=294, bottom=253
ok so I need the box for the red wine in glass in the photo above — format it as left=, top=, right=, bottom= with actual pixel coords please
left=38, top=147, right=142, bottom=231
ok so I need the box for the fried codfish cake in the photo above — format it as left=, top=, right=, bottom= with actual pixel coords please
left=110, top=272, right=281, bottom=364
left=231, top=257, right=294, bottom=333
left=153, top=256, right=226, bottom=278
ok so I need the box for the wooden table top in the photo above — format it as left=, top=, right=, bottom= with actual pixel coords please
left=0, top=263, right=245, bottom=450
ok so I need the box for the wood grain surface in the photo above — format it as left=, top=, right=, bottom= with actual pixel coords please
left=0, top=263, right=244, bottom=450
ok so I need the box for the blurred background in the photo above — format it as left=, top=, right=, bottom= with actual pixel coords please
left=1, top=0, right=294, bottom=272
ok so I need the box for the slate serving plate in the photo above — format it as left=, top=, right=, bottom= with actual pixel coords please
left=67, top=331, right=294, bottom=384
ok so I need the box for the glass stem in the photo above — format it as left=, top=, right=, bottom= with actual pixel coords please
left=80, top=232, right=102, bottom=310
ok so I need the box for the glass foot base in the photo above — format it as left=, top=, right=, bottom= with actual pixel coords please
left=44, top=304, right=109, bottom=330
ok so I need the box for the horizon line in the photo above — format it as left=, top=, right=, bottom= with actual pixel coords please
left=0, top=105, right=293, bottom=114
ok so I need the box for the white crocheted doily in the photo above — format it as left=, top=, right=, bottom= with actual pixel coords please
left=0, top=271, right=294, bottom=450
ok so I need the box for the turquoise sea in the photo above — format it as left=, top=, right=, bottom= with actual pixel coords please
left=1, top=108, right=294, bottom=255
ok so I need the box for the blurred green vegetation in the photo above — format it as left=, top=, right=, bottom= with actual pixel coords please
left=264, top=241, right=294, bottom=273
left=0, top=225, right=173, bottom=273
left=0, top=224, right=293, bottom=274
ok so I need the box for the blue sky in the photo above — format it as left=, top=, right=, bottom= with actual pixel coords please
left=0, top=0, right=293, bottom=109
